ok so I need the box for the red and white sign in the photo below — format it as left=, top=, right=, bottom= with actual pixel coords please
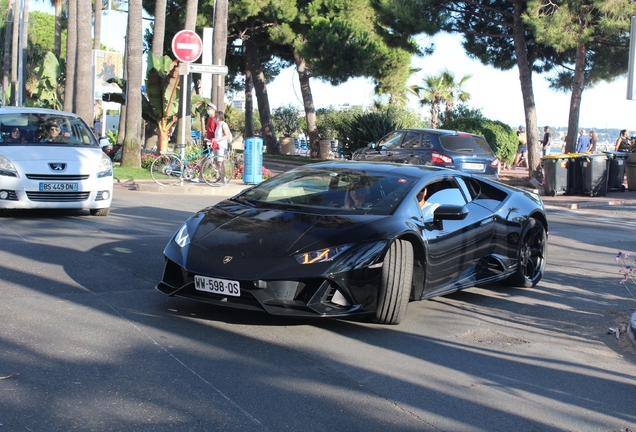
left=171, top=30, right=203, bottom=63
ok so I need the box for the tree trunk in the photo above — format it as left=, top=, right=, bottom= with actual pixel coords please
left=75, top=0, right=94, bottom=124
left=54, top=0, right=62, bottom=56
left=244, top=61, right=254, bottom=138
left=144, top=121, right=159, bottom=150
left=565, top=42, right=587, bottom=154
left=93, top=0, right=101, bottom=50
left=245, top=36, right=278, bottom=154
left=3, top=0, right=13, bottom=106
left=64, top=0, right=77, bottom=112
left=121, top=0, right=143, bottom=168
left=430, top=101, right=439, bottom=128
left=19, top=0, right=28, bottom=105
left=294, top=52, right=319, bottom=158
left=10, top=0, right=18, bottom=105
left=512, top=0, right=541, bottom=180
left=212, top=0, right=228, bottom=112
left=151, top=0, right=166, bottom=58
left=117, top=47, right=127, bottom=145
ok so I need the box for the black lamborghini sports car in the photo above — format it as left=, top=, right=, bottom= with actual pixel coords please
left=157, top=162, right=548, bottom=324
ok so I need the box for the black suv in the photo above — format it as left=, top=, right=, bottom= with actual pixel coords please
left=351, top=128, right=500, bottom=179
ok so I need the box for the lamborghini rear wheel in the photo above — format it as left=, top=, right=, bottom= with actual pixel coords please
left=374, top=239, right=413, bottom=325
left=507, top=218, right=547, bottom=288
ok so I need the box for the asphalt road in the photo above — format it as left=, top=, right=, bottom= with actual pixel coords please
left=0, top=187, right=635, bottom=431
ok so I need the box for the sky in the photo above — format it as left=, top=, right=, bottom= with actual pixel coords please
left=267, top=32, right=636, bottom=132
left=33, top=4, right=636, bottom=131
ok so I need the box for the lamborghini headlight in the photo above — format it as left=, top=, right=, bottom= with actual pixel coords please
left=295, top=243, right=353, bottom=265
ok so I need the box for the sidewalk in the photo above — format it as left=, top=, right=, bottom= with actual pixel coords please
left=500, top=167, right=636, bottom=209
left=117, top=165, right=636, bottom=210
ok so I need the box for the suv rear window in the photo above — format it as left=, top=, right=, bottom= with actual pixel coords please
left=439, top=135, right=493, bottom=155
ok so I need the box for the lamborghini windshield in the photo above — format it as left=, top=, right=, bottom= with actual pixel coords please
left=237, top=167, right=418, bottom=215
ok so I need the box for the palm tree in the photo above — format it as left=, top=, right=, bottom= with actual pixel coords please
left=418, top=73, right=449, bottom=129
left=51, top=0, right=64, bottom=56
left=441, top=69, right=472, bottom=120
left=63, top=0, right=77, bottom=111
left=3, top=0, right=14, bottom=105
left=94, top=0, right=102, bottom=50
left=121, top=0, right=143, bottom=168
left=75, top=0, right=94, bottom=124
left=151, top=0, right=166, bottom=58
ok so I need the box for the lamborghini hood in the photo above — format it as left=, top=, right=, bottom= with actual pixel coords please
left=190, top=201, right=382, bottom=258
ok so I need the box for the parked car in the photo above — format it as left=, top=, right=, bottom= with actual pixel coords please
left=0, top=107, right=113, bottom=216
left=351, top=128, right=500, bottom=179
left=157, top=161, right=547, bottom=325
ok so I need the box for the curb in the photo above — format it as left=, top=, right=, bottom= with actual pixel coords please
left=116, top=179, right=253, bottom=196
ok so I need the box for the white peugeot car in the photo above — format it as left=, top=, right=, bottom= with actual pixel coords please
left=0, top=107, right=113, bottom=216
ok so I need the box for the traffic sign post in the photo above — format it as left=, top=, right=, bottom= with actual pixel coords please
left=188, top=64, right=228, bottom=75
left=171, top=30, right=229, bottom=172
left=172, top=30, right=203, bottom=164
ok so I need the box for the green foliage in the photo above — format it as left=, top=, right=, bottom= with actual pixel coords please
left=107, top=129, right=118, bottom=145
left=225, top=107, right=261, bottom=138
left=439, top=104, right=484, bottom=124
left=524, top=0, right=636, bottom=90
left=0, top=11, right=63, bottom=104
left=441, top=117, right=517, bottom=165
left=31, top=52, right=63, bottom=109
left=343, top=111, right=401, bottom=152
left=272, top=105, right=300, bottom=137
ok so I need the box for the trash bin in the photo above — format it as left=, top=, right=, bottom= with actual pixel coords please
left=580, top=153, right=608, bottom=196
left=603, top=151, right=628, bottom=192
left=543, top=155, right=569, bottom=196
left=243, top=137, right=263, bottom=184
left=565, top=154, right=583, bottom=195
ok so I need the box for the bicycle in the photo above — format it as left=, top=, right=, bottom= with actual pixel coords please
left=150, top=142, right=234, bottom=186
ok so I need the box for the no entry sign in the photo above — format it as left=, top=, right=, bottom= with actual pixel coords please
left=171, top=30, right=203, bottom=63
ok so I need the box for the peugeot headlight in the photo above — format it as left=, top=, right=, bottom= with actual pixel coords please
left=295, top=243, right=353, bottom=265
left=174, top=224, right=190, bottom=248
left=0, top=153, right=18, bottom=177
left=97, top=153, right=112, bottom=178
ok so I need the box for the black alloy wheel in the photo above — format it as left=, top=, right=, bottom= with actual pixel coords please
left=508, top=218, right=547, bottom=288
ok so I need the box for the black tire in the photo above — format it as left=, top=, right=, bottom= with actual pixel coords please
left=374, top=239, right=413, bottom=325
left=507, top=218, right=547, bottom=288
left=150, top=154, right=182, bottom=186
left=90, top=208, right=110, bottom=216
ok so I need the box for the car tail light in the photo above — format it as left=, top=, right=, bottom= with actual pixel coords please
left=490, top=158, right=500, bottom=167
left=432, top=152, right=453, bottom=165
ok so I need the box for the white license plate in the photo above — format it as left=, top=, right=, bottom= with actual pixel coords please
left=462, top=163, right=485, bottom=170
left=39, top=182, right=79, bottom=191
left=194, top=275, right=241, bottom=297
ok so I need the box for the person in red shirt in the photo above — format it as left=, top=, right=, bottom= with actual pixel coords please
left=206, top=102, right=217, bottom=142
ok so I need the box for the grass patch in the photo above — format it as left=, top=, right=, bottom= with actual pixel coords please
left=113, top=164, right=153, bottom=181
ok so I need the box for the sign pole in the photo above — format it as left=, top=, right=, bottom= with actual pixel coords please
left=180, top=64, right=189, bottom=186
